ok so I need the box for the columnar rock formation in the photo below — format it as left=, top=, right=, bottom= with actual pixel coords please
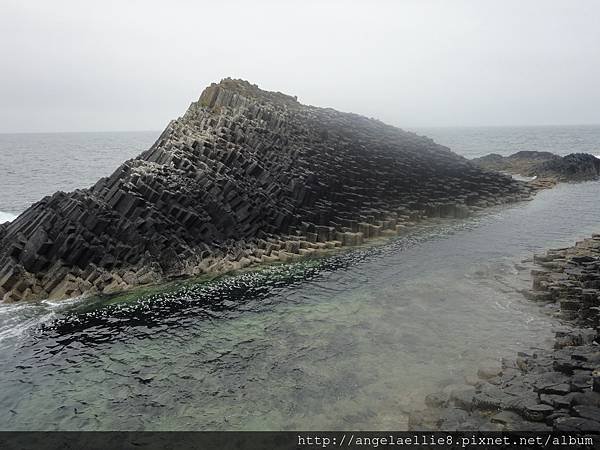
left=0, top=78, right=531, bottom=302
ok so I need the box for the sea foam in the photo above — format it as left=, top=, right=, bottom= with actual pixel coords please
left=0, top=211, right=17, bottom=224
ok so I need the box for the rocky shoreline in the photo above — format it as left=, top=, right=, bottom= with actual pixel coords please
left=472, top=151, right=600, bottom=189
left=0, top=78, right=533, bottom=303
left=409, top=234, right=600, bottom=432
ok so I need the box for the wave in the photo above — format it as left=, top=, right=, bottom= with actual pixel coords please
left=511, top=174, right=537, bottom=182
left=0, top=294, right=88, bottom=346
left=0, top=211, right=18, bottom=224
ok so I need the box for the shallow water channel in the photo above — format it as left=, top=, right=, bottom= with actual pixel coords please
left=0, top=181, right=599, bottom=430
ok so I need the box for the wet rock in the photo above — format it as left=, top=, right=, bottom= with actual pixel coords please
left=571, top=391, right=600, bottom=408
left=555, top=329, right=596, bottom=349
left=477, top=363, right=503, bottom=380
left=472, top=384, right=510, bottom=411
left=572, top=405, right=600, bottom=422
left=438, top=408, right=469, bottom=429
left=444, top=384, right=476, bottom=410
left=424, top=391, right=449, bottom=408
left=464, top=375, right=482, bottom=387
left=571, top=371, right=593, bottom=392
left=532, top=372, right=570, bottom=394
left=593, top=369, right=600, bottom=392
left=523, top=403, right=555, bottom=422
left=489, top=410, right=524, bottom=429
left=540, top=393, right=575, bottom=409
left=554, top=416, right=600, bottom=432
left=477, top=422, right=505, bottom=431
left=407, top=409, right=439, bottom=431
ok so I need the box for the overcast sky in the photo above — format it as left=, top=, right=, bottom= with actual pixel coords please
left=1, top=0, right=599, bottom=132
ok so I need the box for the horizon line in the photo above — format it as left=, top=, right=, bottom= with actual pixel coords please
left=1, top=122, right=600, bottom=135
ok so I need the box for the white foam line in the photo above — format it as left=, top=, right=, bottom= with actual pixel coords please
left=0, top=211, right=18, bottom=224
left=0, top=314, right=54, bottom=343
left=0, top=295, right=86, bottom=345
left=42, top=294, right=87, bottom=309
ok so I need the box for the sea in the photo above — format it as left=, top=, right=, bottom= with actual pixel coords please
left=0, top=125, right=599, bottom=430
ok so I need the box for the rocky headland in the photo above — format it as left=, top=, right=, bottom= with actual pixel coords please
left=472, top=151, right=600, bottom=189
left=410, top=235, right=600, bottom=433
left=0, top=78, right=533, bottom=302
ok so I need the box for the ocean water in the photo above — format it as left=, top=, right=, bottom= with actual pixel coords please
left=0, top=131, right=158, bottom=215
left=0, top=126, right=599, bottom=430
left=412, top=124, right=600, bottom=159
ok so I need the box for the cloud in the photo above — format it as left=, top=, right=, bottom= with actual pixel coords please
left=1, top=0, right=599, bottom=132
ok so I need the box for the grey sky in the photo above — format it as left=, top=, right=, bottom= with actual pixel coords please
left=1, top=0, right=599, bottom=132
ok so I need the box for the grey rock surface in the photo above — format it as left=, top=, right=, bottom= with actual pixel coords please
left=0, top=78, right=530, bottom=302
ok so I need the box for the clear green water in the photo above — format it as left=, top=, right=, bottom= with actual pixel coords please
left=0, top=182, right=599, bottom=430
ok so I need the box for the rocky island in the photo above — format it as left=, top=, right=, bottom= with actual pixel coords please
left=0, top=78, right=533, bottom=302
left=473, top=151, right=600, bottom=189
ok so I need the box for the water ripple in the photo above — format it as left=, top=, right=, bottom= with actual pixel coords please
left=0, top=181, right=599, bottom=430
